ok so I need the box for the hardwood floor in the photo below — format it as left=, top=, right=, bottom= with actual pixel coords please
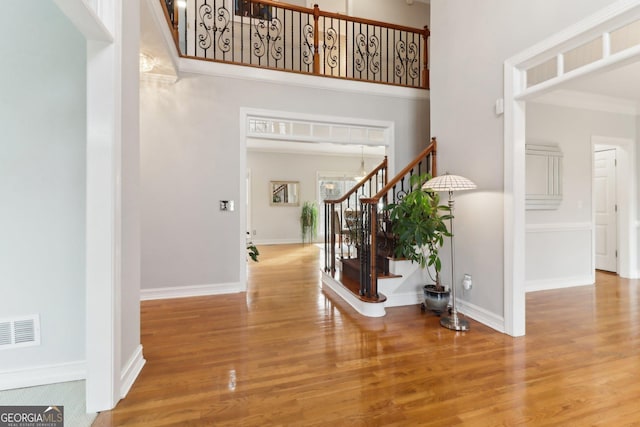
left=94, top=245, right=640, bottom=426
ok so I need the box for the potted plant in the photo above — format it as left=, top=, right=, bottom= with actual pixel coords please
left=246, top=232, right=259, bottom=262
left=300, top=201, right=318, bottom=244
left=247, top=243, right=260, bottom=262
left=385, top=173, right=452, bottom=314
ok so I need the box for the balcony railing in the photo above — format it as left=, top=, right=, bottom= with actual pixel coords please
left=161, top=0, right=429, bottom=89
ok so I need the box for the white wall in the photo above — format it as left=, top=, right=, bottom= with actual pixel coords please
left=308, top=0, right=430, bottom=28
left=0, top=2, right=86, bottom=378
left=248, top=151, right=383, bottom=244
left=350, top=0, right=429, bottom=28
left=525, top=102, right=636, bottom=289
left=429, top=0, right=616, bottom=322
left=140, top=73, right=428, bottom=291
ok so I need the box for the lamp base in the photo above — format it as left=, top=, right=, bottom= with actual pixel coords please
left=440, top=315, right=470, bottom=331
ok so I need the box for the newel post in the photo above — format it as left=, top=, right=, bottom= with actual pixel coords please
left=313, top=4, right=320, bottom=75
left=422, top=26, right=430, bottom=89
left=171, top=0, right=179, bottom=46
left=430, top=136, right=437, bottom=176
left=369, top=203, right=378, bottom=299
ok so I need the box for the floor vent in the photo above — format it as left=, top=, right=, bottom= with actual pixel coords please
left=0, top=315, right=40, bottom=349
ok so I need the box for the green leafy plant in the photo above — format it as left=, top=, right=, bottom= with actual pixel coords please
left=247, top=243, right=260, bottom=262
left=300, top=201, right=318, bottom=244
left=385, top=173, right=452, bottom=291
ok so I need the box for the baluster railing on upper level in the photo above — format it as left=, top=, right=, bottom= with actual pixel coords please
left=323, top=138, right=437, bottom=301
left=160, top=0, right=429, bottom=89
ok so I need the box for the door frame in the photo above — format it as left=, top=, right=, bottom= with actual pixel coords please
left=504, top=1, right=640, bottom=336
left=238, top=107, right=395, bottom=292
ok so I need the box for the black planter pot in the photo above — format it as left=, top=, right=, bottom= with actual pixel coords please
left=423, top=284, right=450, bottom=315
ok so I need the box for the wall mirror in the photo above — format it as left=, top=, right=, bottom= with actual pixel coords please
left=525, top=143, right=563, bottom=210
left=270, top=181, right=299, bottom=206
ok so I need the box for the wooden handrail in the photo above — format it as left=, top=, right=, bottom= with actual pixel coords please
left=159, top=0, right=180, bottom=50
left=361, top=137, right=437, bottom=204
left=324, top=156, right=388, bottom=204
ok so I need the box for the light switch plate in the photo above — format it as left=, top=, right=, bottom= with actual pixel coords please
left=220, top=200, right=234, bottom=211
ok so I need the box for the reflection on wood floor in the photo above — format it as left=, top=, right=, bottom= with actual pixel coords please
left=94, top=244, right=640, bottom=426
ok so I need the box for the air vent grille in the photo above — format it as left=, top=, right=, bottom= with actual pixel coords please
left=0, top=315, right=40, bottom=349
left=0, top=322, right=11, bottom=346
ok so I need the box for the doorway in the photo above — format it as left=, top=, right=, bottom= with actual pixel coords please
left=593, top=147, right=617, bottom=273
left=591, top=136, right=637, bottom=279
left=238, top=108, right=394, bottom=292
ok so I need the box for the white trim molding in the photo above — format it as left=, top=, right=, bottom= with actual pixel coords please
left=141, top=282, right=242, bottom=301
left=531, top=89, right=640, bottom=116
left=456, top=299, right=505, bottom=334
left=53, top=0, right=113, bottom=41
left=0, top=361, right=86, bottom=391
left=252, top=238, right=307, bottom=246
left=120, top=345, right=145, bottom=398
left=321, top=272, right=386, bottom=317
left=526, top=276, right=594, bottom=293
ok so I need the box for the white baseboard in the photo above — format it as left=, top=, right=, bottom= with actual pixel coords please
left=525, top=275, right=594, bottom=293
left=0, top=361, right=86, bottom=391
left=251, top=239, right=312, bottom=245
left=141, top=282, right=241, bottom=301
left=120, top=344, right=146, bottom=398
left=628, top=270, right=640, bottom=279
left=321, top=272, right=386, bottom=317
left=456, top=299, right=505, bottom=334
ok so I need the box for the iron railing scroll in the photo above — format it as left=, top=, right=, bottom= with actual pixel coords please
left=159, top=0, right=429, bottom=89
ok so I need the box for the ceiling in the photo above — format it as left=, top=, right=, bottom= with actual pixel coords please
left=559, top=60, right=640, bottom=102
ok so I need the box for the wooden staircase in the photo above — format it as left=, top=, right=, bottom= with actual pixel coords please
left=322, top=138, right=438, bottom=316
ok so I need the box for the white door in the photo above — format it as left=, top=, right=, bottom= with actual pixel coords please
left=594, top=149, right=617, bottom=272
left=246, top=170, right=252, bottom=240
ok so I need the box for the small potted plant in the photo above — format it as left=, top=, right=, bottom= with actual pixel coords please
left=385, top=173, right=452, bottom=314
left=246, top=232, right=259, bottom=262
left=300, top=201, right=318, bottom=245
left=247, top=243, right=260, bottom=262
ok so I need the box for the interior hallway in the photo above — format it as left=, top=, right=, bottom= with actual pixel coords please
left=94, top=244, right=640, bottom=425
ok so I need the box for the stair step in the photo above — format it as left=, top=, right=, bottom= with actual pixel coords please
left=330, top=269, right=387, bottom=304
left=340, top=257, right=402, bottom=280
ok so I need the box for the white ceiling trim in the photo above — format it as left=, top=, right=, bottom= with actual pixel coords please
left=530, top=89, right=639, bottom=115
